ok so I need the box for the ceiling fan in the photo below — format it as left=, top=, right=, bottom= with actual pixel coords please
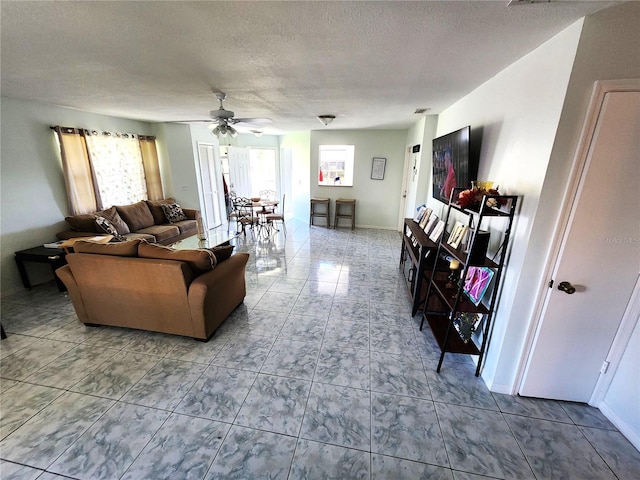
left=200, top=92, right=271, bottom=138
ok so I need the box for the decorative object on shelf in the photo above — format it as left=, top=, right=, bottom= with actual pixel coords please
left=446, top=258, right=460, bottom=289
left=428, top=219, right=446, bottom=243
left=463, top=266, right=495, bottom=306
left=423, top=214, right=439, bottom=235
left=457, top=183, right=506, bottom=210
left=414, top=205, right=427, bottom=222
left=453, top=312, right=482, bottom=343
left=446, top=221, right=468, bottom=249
left=419, top=208, right=433, bottom=229
left=371, top=157, right=386, bottom=180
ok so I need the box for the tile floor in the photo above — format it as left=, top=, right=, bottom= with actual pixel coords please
left=1, top=220, right=639, bottom=479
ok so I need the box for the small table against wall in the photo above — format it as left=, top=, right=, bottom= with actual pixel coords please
left=14, top=246, right=68, bottom=292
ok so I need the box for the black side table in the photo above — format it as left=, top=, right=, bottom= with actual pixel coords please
left=14, top=246, right=68, bottom=292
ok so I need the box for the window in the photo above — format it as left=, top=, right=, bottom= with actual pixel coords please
left=318, top=145, right=354, bottom=186
left=52, top=126, right=162, bottom=215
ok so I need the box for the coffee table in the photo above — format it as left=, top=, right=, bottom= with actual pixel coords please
left=171, top=229, right=238, bottom=250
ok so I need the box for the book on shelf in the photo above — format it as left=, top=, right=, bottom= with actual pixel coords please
left=43, top=240, right=64, bottom=249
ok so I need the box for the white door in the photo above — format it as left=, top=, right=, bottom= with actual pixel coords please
left=197, top=143, right=223, bottom=230
left=520, top=89, right=640, bottom=402
left=227, top=146, right=251, bottom=197
left=397, top=146, right=414, bottom=230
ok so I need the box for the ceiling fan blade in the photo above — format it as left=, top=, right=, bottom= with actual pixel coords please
left=231, top=117, right=273, bottom=125
left=174, top=119, right=219, bottom=124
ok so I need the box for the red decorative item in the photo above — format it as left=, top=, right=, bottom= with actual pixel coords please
left=319, top=170, right=324, bottom=182
left=457, top=187, right=505, bottom=210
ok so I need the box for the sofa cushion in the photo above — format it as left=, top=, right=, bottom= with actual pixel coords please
left=135, top=225, right=181, bottom=243
left=138, top=241, right=215, bottom=273
left=101, top=206, right=131, bottom=235
left=161, top=203, right=188, bottom=223
left=73, top=239, right=141, bottom=256
left=146, top=198, right=176, bottom=225
left=65, top=213, right=100, bottom=233
left=172, top=219, right=198, bottom=235
left=209, top=244, right=234, bottom=263
left=116, top=201, right=155, bottom=231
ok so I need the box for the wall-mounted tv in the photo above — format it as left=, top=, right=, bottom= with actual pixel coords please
left=432, top=126, right=474, bottom=204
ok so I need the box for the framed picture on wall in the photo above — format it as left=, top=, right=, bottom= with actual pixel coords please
left=371, top=157, right=386, bottom=180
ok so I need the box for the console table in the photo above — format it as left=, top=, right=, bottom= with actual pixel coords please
left=399, top=218, right=439, bottom=315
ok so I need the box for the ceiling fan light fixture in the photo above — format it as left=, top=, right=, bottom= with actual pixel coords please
left=317, top=115, right=335, bottom=126
left=228, top=125, right=238, bottom=138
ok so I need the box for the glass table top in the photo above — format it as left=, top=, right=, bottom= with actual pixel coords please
left=171, top=229, right=238, bottom=250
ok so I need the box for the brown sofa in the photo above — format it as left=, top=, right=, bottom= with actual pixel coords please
left=56, top=198, right=199, bottom=245
left=56, top=239, right=249, bottom=340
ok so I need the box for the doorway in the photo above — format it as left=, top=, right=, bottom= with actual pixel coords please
left=519, top=82, right=640, bottom=402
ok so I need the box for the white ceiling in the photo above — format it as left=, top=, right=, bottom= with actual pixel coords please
left=0, top=0, right=619, bottom=134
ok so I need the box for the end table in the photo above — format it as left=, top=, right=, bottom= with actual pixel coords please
left=14, top=246, right=68, bottom=292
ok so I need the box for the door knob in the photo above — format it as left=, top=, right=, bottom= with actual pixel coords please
left=558, top=281, right=576, bottom=294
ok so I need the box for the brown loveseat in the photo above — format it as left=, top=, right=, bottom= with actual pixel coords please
left=56, top=239, right=249, bottom=340
left=56, top=198, right=199, bottom=245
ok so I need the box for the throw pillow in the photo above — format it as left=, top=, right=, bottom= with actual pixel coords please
left=209, top=244, right=234, bottom=263
left=146, top=198, right=176, bottom=225
left=138, top=241, right=216, bottom=273
left=95, top=216, right=126, bottom=241
left=161, top=203, right=188, bottom=223
left=100, top=206, right=131, bottom=235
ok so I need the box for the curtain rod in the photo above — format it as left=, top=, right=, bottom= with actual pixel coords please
left=50, top=126, right=155, bottom=140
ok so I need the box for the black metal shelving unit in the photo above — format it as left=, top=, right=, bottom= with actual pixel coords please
left=420, top=188, right=518, bottom=376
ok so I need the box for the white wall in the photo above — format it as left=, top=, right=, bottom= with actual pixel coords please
left=432, top=20, right=584, bottom=391
left=153, top=122, right=199, bottom=209
left=501, top=2, right=640, bottom=392
left=430, top=1, right=640, bottom=394
left=310, top=129, right=407, bottom=229
left=280, top=132, right=311, bottom=222
left=404, top=116, right=438, bottom=219
left=0, top=97, right=157, bottom=295
left=601, top=318, right=640, bottom=449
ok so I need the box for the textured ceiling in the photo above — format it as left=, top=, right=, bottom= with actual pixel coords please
left=0, top=1, right=619, bottom=134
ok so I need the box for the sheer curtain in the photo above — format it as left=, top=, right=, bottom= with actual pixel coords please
left=84, top=131, right=147, bottom=208
left=52, top=126, right=163, bottom=214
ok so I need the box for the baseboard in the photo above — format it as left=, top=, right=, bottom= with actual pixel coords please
left=485, top=380, right=515, bottom=395
left=598, top=401, right=640, bottom=451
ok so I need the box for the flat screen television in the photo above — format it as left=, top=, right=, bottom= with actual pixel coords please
left=432, top=125, right=473, bottom=204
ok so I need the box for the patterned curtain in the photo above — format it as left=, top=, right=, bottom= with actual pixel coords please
left=84, top=131, right=147, bottom=208
left=52, top=126, right=162, bottom=213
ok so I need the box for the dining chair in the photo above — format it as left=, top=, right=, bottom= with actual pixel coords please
left=265, top=194, right=286, bottom=234
left=231, top=196, right=258, bottom=236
